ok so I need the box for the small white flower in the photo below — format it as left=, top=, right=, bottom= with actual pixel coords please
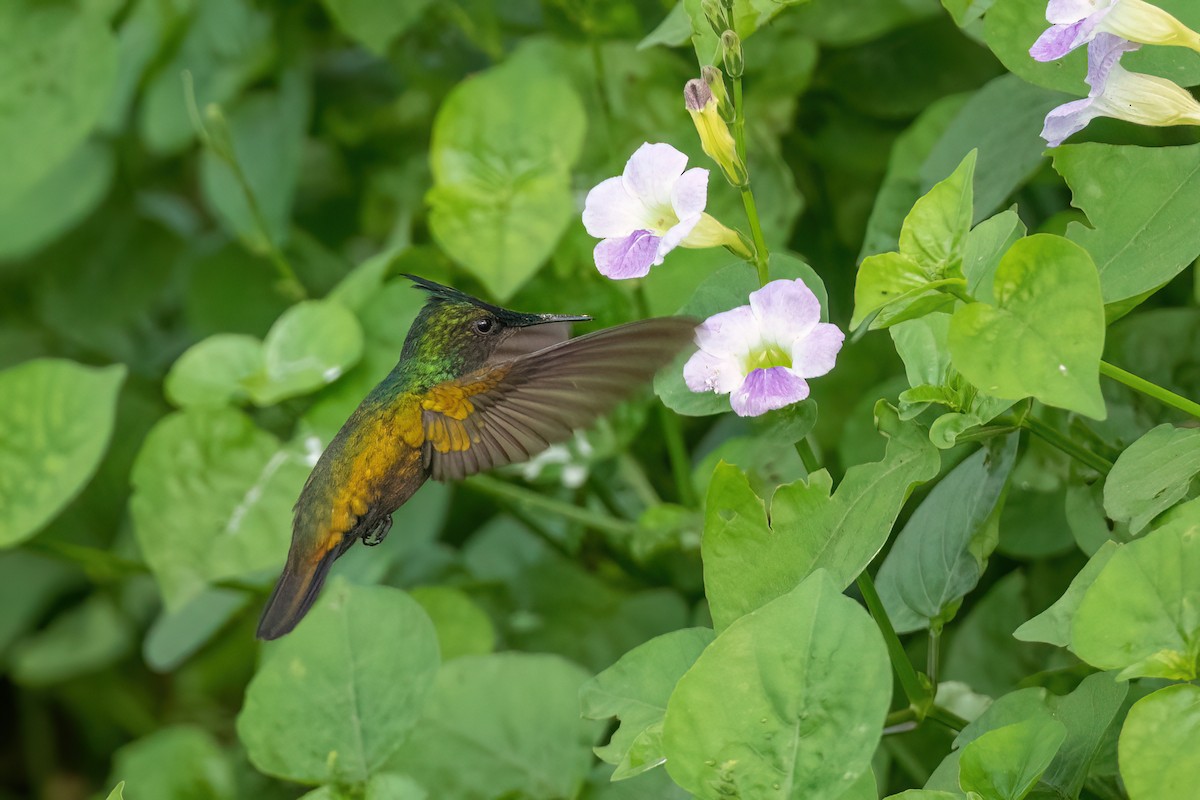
left=1031, top=0, right=1200, bottom=61
left=1041, top=33, right=1200, bottom=146
left=582, top=143, right=740, bottom=280
left=683, top=279, right=845, bottom=417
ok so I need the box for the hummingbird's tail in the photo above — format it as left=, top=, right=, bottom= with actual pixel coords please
left=256, top=536, right=351, bottom=640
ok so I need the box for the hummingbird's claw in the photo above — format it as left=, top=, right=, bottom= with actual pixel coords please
left=361, top=516, right=392, bottom=547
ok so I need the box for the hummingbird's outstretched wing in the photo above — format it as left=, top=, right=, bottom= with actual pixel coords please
left=420, top=317, right=697, bottom=481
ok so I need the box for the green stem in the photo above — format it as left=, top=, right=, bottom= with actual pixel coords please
left=465, top=474, right=638, bottom=537
left=1022, top=414, right=1113, bottom=475
left=730, top=76, right=770, bottom=287
left=794, top=437, right=821, bottom=475
left=926, top=704, right=968, bottom=733
left=619, top=453, right=663, bottom=508
left=927, top=626, right=942, bottom=689
left=22, top=540, right=265, bottom=594
left=660, top=407, right=698, bottom=507
left=1100, top=360, right=1200, bottom=420
left=857, top=571, right=933, bottom=715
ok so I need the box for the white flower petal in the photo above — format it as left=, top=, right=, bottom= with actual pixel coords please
left=790, top=322, right=845, bottom=379
left=656, top=214, right=701, bottom=264
left=582, top=176, right=655, bottom=238
left=682, top=213, right=736, bottom=249
left=683, top=349, right=744, bottom=395
left=593, top=230, right=660, bottom=279
left=622, top=143, right=688, bottom=216
left=693, top=305, right=760, bottom=360
left=730, top=367, right=810, bottom=417
left=1046, top=0, right=1102, bottom=24
left=748, top=278, right=822, bottom=344
left=671, top=167, right=709, bottom=220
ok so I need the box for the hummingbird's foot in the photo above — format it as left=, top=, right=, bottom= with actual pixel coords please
left=361, top=516, right=392, bottom=547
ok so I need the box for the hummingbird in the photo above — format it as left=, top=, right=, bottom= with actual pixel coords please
left=256, top=275, right=696, bottom=639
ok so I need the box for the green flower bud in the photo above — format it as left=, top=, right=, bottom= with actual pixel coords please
left=721, top=30, right=743, bottom=78
left=701, top=65, right=734, bottom=121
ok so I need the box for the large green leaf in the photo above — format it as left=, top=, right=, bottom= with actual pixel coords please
left=1072, top=506, right=1200, bottom=679
left=580, top=627, right=715, bottom=780
left=1054, top=143, right=1200, bottom=305
left=130, top=408, right=311, bottom=609
left=388, top=652, right=602, bottom=799
left=108, top=726, right=235, bottom=800
left=243, top=300, right=365, bottom=406
left=0, top=2, right=117, bottom=205
left=0, top=360, right=125, bottom=547
left=1104, top=424, right=1200, bottom=534
left=238, top=582, right=440, bottom=784
left=301, top=774, right=427, bottom=800
left=8, top=596, right=133, bottom=687
left=1013, top=541, right=1120, bottom=649
left=321, top=0, right=433, bottom=54
left=654, top=253, right=827, bottom=416
left=407, top=586, right=495, bottom=661
left=1118, top=684, right=1200, bottom=800
left=958, top=717, right=1067, bottom=800
left=165, top=334, right=264, bottom=408
left=702, top=402, right=938, bottom=629
left=948, top=234, right=1106, bottom=419
left=876, top=434, right=1018, bottom=633
left=427, top=50, right=585, bottom=300
left=662, top=571, right=890, bottom=800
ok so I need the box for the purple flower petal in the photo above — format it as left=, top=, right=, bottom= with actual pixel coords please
left=790, top=323, right=845, bottom=379
left=730, top=366, right=810, bottom=417
left=1046, top=0, right=1099, bottom=24
left=1030, top=22, right=1085, bottom=60
left=671, top=167, right=709, bottom=220
left=1087, top=32, right=1140, bottom=92
left=693, top=305, right=758, bottom=360
left=622, top=143, right=688, bottom=214
left=1041, top=97, right=1097, bottom=147
left=683, top=349, right=744, bottom=394
left=582, top=176, right=653, bottom=239
left=748, top=279, right=822, bottom=343
left=593, top=230, right=660, bottom=279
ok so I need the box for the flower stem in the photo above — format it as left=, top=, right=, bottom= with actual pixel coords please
left=857, top=570, right=933, bottom=716
left=465, top=474, right=638, bottom=537
left=1100, top=359, right=1200, bottom=420
left=661, top=407, right=698, bottom=507
left=794, top=437, right=821, bottom=475
left=1020, top=414, right=1113, bottom=475
left=730, top=76, right=770, bottom=287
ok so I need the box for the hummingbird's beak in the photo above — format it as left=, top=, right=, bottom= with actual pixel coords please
left=522, top=313, right=592, bottom=327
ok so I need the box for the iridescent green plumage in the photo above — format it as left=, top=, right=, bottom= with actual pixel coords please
left=257, top=276, right=695, bottom=639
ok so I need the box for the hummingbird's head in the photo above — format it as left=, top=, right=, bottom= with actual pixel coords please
left=399, top=275, right=591, bottom=380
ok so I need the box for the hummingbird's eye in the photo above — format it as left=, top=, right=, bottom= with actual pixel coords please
left=473, top=317, right=496, bottom=335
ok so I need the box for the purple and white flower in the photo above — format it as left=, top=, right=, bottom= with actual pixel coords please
left=1031, top=0, right=1200, bottom=61
left=683, top=279, right=845, bottom=417
left=582, top=143, right=743, bottom=280
left=1041, top=33, right=1200, bottom=146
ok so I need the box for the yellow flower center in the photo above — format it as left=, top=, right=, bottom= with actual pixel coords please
left=744, top=344, right=791, bottom=372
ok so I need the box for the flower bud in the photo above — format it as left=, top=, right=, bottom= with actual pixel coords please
left=701, top=65, right=734, bottom=121
left=684, top=78, right=747, bottom=188
left=701, top=0, right=731, bottom=36
left=721, top=30, right=743, bottom=78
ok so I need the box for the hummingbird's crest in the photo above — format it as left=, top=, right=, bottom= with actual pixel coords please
left=401, top=273, right=510, bottom=317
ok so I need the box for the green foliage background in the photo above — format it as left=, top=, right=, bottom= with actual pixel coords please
left=4, top=0, right=1200, bottom=799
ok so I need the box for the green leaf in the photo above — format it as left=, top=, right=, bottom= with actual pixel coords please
left=321, top=0, right=433, bottom=54
left=109, top=726, right=235, bottom=800
left=639, top=2, right=691, bottom=49
left=0, top=2, right=117, bottom=205
left=702, top=402, right=938, bottom=629
left=8, top=596, right=133, bottom=687
left=130, top=409, right=311, bottom=609
left=1013, top=541, right=1120, bottom=648
left=919, top=76, right=1067, bottom=225
left=580, top=628, right=715, bottom=780
left=428, top=50, right=586, bottom=300
left=662, top=571, right=890, bottom=800
left=876, top=434, right=1018, bottom=633
left=0, top=360, right=126, bottom=547
left=948, top=234, right=1106, bottom=419
left=165, top=334, right=264, bottom=408
left=301, top=774, right=428, bottom=800
left=1104, top=424, right=1200, bottom=534
left=0, top=140, right=114, bottom=261
left=984, top=0, right=1200, bottom=96
left=655, top=254, right=828, bottom=416
left=1039, top=672, right=1128, bottom=800
left=143, top=586, right=251, bottom=673
left=851, top=251, right=957, bottom=330
left=408, top=586, right=495, bottom=661
left=244, top=300, right=365, bottom=406
left=884, top=792, right=962, bottom=800
left=900, top=149, right=976, bottom=272
left=958, top=717, right=1067, bottom=800
left=200, top=75, right=309, bottom=252
left=1118, top=684, right=1200, bottom=800
left=1072, top=507, right=1200, bottom=679
left=105, top=782, right=125, bottom=800
left=238, top=582, right=440, bottom=784
left=388, top=652, right=602, bottom=799
left=962, top=209, right=1025, bottom=304
left=1054, top=143, right=1200, bottom=305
